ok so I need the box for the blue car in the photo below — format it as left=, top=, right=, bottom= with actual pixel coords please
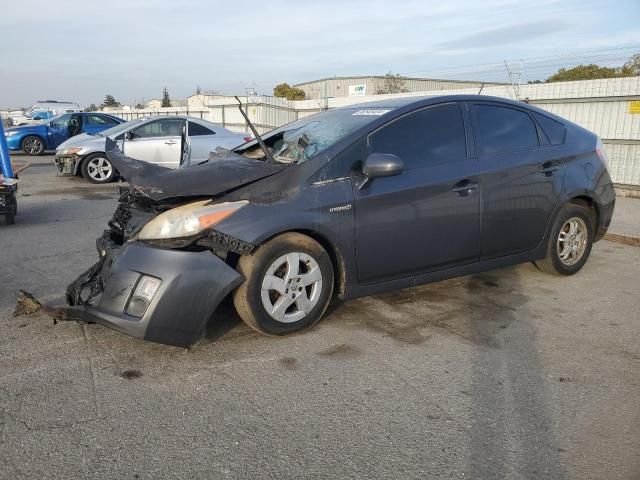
left=4, top=112, right=124, bottom=155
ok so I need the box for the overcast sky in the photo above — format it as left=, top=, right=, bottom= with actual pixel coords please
left=0, top=0, right=638, bottom=107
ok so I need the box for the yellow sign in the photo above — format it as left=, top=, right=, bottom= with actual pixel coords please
left=629, top=101, right=640, bottom=114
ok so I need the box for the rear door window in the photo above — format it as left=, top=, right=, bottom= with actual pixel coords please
left=471, top=104, right=539, bottom=155
left=188, top=121, right=215, bottom=136
left=533, top=112, right=566, bottom=145
left=87, top=114, right=119, bottom=126
left=369, top=103, right=467, bottom=169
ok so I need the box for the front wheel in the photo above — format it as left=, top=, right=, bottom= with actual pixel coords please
left=233, top=232, right=334, bottom=335
left=21, top=136, right=45, bottom=155
left=534, top=203, right=594, bottom=276
left=81, top=153, right=116, bottom=184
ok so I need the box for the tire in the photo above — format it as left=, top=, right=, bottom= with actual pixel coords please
left=233, top=232, right=334, bottom=335
left=534, top=203, right=594, bottom=276
left=80, top=153, right=116, bottom=184
left=21, top=135, right=45, bottom=155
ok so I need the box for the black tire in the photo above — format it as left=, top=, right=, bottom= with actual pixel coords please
left=535, top=203, right=595, bottom=276
left=21, top=135, right=45, bottom=155
left=80, top=153, right=116, bottom=184
left=233, top=232, right=334, bottom=336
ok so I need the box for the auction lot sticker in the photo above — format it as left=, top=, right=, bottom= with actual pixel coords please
left=628, top=101, right=640, bottom=114
left=352, top=109, right=392, bottom=116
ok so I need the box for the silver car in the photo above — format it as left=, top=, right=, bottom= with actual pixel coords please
left=54, top=115, right=251, bottom=183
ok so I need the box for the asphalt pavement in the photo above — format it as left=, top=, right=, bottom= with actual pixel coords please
left=1, top=153, right=639, bottom=479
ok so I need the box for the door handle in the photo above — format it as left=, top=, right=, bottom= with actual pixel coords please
left=540, top=161, right=559, bottom=176
left=452, top=180, right=478, bottom=196
left=164, top=140, right=177, bottom=145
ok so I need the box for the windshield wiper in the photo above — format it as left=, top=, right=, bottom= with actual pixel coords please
left=234, top=96, right=275, bottom=164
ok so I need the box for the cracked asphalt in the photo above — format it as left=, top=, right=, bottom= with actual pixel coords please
left=1, top=154, right=639, bottom=479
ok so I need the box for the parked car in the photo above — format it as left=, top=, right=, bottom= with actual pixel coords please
left=55, top=116, right=252, bottom=184
left=9, top=101, right=82, bottom=126
left=67, top=95, right=615, bottom=347
left=4, top=112, right=124, bottom=156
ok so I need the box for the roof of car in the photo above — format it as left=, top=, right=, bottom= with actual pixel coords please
left=345, top=94, right=527, bottom=110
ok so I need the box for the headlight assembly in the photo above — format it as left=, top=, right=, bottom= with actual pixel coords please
left=58, top=147, right=83, bottom=156
left=138, top=199, right=248, bottom=241
left=5, top=131, right=18, bottom=137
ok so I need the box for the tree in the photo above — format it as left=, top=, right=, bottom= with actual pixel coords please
left=161, top=87, right=172, bottom=107
left=375, top=72, right=409, bottom=94
left=546, top=62, right=635, bottom=82
left=135, top=103, right=145, bottom=109
left=623, top=54, right=640, bottom=76
left=195, top=85, right=202, bottom=95
left=101, top=95, right=120, bottom=108
left=86, top=103, right=99, bottom=112
left=273, top=83, right=306, bottom=100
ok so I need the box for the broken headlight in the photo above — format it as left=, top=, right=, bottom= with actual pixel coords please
left=137, top=199, right=248, bottom=241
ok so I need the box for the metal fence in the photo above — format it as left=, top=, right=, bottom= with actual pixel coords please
left=105, top=77, right=640, bottom=187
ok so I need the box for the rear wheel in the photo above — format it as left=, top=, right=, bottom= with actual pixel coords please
left=81, top=153, right=116, bottom=184
left=535, top=203, right=594, bottom=276
left=233, top=232, right=334, bottom=335
left=21, top=136, right=45, bottom=155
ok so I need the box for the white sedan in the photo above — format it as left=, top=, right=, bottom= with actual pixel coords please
left=54, top=116, right=252, bottom=183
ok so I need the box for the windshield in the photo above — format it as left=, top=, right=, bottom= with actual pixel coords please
left=96, top=118, right=145, bottom=137
left=242, top=107, right=395, bottom=164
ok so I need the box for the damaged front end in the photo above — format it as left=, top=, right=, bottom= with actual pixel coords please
left=65, top=142, right=278, bottom=347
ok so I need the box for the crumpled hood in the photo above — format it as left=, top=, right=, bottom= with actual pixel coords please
left=105, top=138, right=286, bottom=202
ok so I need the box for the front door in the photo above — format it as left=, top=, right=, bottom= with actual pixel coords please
left=469, top=102, right=565, bottom=259
left=353, top=102, right=481, bottom=284
left=123, top=118, right=185, bottom=168
left=48, top=114, right=73, bottom=148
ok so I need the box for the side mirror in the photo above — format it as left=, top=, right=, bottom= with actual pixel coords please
left=33, top=115, right=44, bottom=121
left=359, top=152, right=403, bottom=189
left=124, top=131, right=134, bottom=141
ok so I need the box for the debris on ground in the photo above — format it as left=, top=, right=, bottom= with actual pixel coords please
left=119, top=369, right=143, bottom=380
left=13, top=290, right=42, bottom=316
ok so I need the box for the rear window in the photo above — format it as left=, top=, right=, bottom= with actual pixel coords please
left=533, top=112, right=566, bottom=145
left=472, top=104, right=539, bottom=155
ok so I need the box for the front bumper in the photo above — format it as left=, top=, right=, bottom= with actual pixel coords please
left=5, top=136, right=21, bottom=151
left=54, top=155, right=79, bottom=176
left=68, top=241, right=244, bottom=347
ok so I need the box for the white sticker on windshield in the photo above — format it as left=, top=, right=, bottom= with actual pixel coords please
left=352, top=109, right=392, bottom=116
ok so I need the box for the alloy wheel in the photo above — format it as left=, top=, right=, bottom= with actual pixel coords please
left=23, top=137, right=44, bottom=155
left=556, top=217, right=588, bottom=266
left=260, top=252, right=323, bottom=323
left=86, top=157, right=113, bottom=182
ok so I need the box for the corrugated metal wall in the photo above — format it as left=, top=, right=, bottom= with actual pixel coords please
left=107, top=77, right=640, bottom=186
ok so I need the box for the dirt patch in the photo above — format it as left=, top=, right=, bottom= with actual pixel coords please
left=13, top=290, right=42, bottom=316
left=279, top=357, right=299, bottom=370
left=317, top=343, right=362, bottom=359
left=13, top=290, right=85, bottom=324
left=119, top=369, right=143, bottom=380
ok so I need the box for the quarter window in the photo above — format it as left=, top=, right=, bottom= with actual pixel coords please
left=369, top=103, right=467, bottom=169
left=472, top=104, right=539, bottom=155
left=188, top=121, right=215, bottom=136
left=533, top=112, right=565, bottom=145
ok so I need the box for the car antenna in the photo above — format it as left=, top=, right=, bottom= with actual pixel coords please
left=234, top=96, right=275, bottom=163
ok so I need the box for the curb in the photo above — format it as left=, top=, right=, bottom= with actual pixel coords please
left=604, top=233, right=640, bottom=247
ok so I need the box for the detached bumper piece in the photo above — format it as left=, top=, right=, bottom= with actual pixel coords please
left=67, top=241, right=244, bottom=347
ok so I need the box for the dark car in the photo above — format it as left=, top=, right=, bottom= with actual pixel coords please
left=67, top=95, right=615, bottom=347
left=4, top=112, right=124, bottom=155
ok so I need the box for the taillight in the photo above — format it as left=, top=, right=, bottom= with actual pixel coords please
left=595, top=138, right=609, bottom=168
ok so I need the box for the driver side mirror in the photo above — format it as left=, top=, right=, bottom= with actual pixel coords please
left=124, top=131, right=134, bottom=141
left=359, top=152, right=404, bottom=189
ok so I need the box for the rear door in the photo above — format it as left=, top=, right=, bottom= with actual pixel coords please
left=469, top=102, right=565, bottom=259
left=123, top=118, right=186, bottom=168
left=353, top=102, right=481, bottom=284
left=83, top=114, right=120, bottom=135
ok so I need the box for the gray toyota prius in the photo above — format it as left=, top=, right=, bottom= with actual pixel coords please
left=67, top=95, right=615, bottom=347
